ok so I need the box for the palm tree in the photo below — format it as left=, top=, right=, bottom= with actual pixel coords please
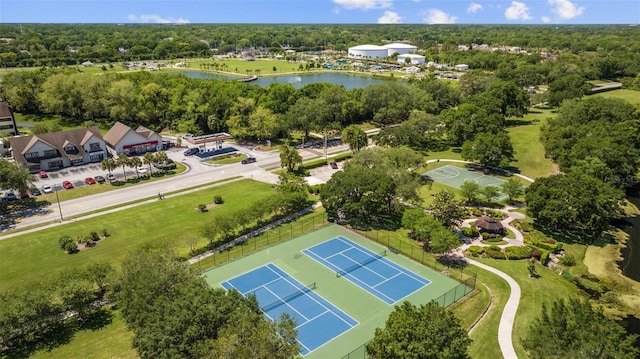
left=154, top=151, right=169, bottom=172
left=279, top=143, right=302, bottom=173
left=129, top=156, right=142, bottom=178
left=101, top=158, right=116, bottom=183
left=116, top=154, right=130, bottom=181
left=143, top=152, right=155, bottom=175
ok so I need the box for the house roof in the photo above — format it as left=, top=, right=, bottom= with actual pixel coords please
left=475, top=216, right=504, bottom=232
left=9, top=127, right=102, bottom=165
left=0, top=101, right=14, bottom=119
left=103, top=121, right=133, bottom=146
left=135, top=125, right=156, bottom=139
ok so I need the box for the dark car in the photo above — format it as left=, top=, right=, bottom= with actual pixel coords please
left=4, top=192, right=18, bottom=201
left=29, top=187, right=42, bottom=196
left=183, top=148, right=199, bottom=156
left=94, top=175, right=106, bottom=183
left=330, top=162, right=338, bottom=169
left=241, top=157, right=257, bottom=164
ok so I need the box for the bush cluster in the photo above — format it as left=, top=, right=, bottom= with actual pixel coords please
left=484, top=245, right=505, bottom=259
left=461, top=227, right=479, bottom=238
left=213, top=195, right=224, bottom=204
left=58, top=228, right=109, bottom=254
left=505, top=246, right=533, bottom=260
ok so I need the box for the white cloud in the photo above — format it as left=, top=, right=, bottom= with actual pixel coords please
left=542, top=16, right=552, bottom=23
left=333, top=0, right=392, bottom=10
left=423, top=9, right=457, bottom=24
left=467, top=3, right=483, bottom=14
left=548, top=0, right=584, bottom=19
left=128, top=14, right=190, bottom=24
left=378, top=11, right=402, bottom=23
left=505, top=1, right=532, bottom=20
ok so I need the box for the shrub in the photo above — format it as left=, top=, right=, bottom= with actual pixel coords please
left=546, top=239, right=556, bottom=244
left=560, top=254, right=576, bottom=266
left=308, top=184, right=322, bottom=195
left=102, top=228, right=110, bottom=237
left=162, top=163, right=177, bottom=170
left=466, top=246, right=485, bottom=257
left=58, top=235, right=78, bottom=253
left=213, top=195, right=224, bottom=204
left=520, top=222, right=533, bottom=232
left=89, top=231, right=100, bottom=241
left=485, top=245, right=505, bottom=259
left=461, top=227, right=479, bottom=238
left=505, top=246, right=533, bottom=260
left=197, top=204, right=208, bottom=212
left=470, top=208, right=482, bottom=217
left=532, top=249, right=542, bottom=260
left=481, top=232, right=490, bottom=240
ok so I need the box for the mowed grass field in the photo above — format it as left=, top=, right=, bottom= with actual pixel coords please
left=0, top=179, right=274, bottom=291
left=592, top=89, right=640, bottom=104
left=506, top=109, right=557, bottom=179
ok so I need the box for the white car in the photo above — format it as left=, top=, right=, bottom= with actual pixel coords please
left=137, top=167, right=148, bottom=174
left=42, top=184, right=53, bottom=194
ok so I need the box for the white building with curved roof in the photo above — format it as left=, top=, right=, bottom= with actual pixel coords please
left=347, top=44, right=389, bottom=60
left=398, top=54, right=426, bottom=65
left=383, top=43, right=418, bottom=56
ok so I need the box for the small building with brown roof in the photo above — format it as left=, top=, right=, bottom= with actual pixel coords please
left=475, top=215, right=504, bottom=235
left=0, top=100, right=19, bottom=136
left=102, top=121, right=163, bottom=156
left=9, top=127, right=107, bottom=172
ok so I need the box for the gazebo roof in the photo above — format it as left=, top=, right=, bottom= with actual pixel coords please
left=476, top=215, right=503, bottom=232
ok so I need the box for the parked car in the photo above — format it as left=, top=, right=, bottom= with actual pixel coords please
left=85, top=177, right=96, bottom=185
left=183, top=147, right=199, bottom=156
left=42, top=184, right=53, bottom=194
left=106, top=173, right=116, bottom=181
left=241, top=157, right=257, bottom=164
left=137, top=167, right=147, bottom=174
left=4, top=192, right=18, bottom=201
left=330, top=161, right=338, bottom=169
left=94, top=175, right=106, bottom=183
left=38, top=170, right=48, bottom=178
left=62, top=180, right=74, bottom=189
left=19, top=192, right=30, bottom=199
left=29, top=187, right=42, bottom=196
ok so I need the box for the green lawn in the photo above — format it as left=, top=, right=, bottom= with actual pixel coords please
left=592, top=89, right=640, bottom=104
left=0, top=179, right=274, bottom=291
left=473, top=258, right=579, bottom=358
left=206, top=153, right=247, bottom=165
left=506, top=109, right=557, bottom=179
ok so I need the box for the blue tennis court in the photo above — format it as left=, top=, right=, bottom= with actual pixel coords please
left=221, top=263, right=358, bottom=356
left=303, top=236, right=431, bottom=305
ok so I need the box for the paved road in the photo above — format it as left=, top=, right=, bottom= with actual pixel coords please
left=468, top=259, right=521, bottom=359
left=1, top=142, right=349, bottom=235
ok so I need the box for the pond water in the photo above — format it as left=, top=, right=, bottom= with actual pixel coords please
left=173, top=71, right=393, bottom=89
left=619, top=194, right=640, bottom=282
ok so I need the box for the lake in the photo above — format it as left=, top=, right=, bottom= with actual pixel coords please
left=619, top=194, right=640, bottom=282
left=173, top=71, right=394, bottom=89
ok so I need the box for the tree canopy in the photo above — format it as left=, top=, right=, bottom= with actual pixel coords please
left=522, top=298, right=639, bottom=359
left=367, top=301, right=471, bottom=359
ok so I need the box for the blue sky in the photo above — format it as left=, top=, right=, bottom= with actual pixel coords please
left=1, top=0, right=638, bottom=24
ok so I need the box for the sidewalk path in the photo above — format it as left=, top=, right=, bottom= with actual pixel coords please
left=468, top=258, right=521, bottom=359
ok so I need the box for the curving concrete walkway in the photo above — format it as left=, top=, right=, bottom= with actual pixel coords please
left=467, top=258, right=521, bottom=359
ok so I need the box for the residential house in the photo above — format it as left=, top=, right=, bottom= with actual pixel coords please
left=9, top=127, right=107, bottom=172
left=103, top=121, right=162, bottom=156
left=0, top=100, right=18, bottom=136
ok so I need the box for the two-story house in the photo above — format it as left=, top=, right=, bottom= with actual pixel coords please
left=9, top=127, right=107, bottom=172
left=103, top=121, right=163, bottom=156
left=0, top=100, right=19, bottom=136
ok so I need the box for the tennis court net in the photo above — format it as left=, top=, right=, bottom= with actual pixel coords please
left=261, top=282, right=316, bottom=312
left=336, top=250, right=387, bottom=278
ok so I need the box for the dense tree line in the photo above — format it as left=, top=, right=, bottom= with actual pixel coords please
left=117, top=244, right=298, bottom=359
left=527, top=96, right=640, bottom=239
left=1, top=24, right=639, bottom=84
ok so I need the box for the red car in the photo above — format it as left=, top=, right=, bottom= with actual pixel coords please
left=85, top=177, right=96, bottom=185
left=62, top=180, right=74, bottom=189
left=38, top=170, right=48, bottom=178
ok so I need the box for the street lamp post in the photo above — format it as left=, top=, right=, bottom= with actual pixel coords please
left=55, top=189, right=63, bottom=222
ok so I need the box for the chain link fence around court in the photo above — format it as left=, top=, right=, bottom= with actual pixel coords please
left=341, top=229, right=477, bottom=359
left=194, top=211, right=329, bottom=269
